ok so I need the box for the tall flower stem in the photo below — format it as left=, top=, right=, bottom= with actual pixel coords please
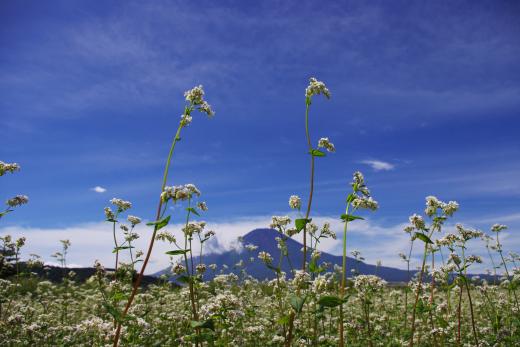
left=339, top=203, right=351, bottom=346
left=409, top=229, right=434, bottom=347
left=404, top=239, right=414, bottom=330
left=113, top=123, right=183, bottom=347
left=285, top=98, right=313, bottom=347
left=303, top=98, right=313, bottom=272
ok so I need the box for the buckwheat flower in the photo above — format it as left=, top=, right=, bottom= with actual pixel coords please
left=197, top=201, right=208, bottom=211
left=436, top=234, right=459, bottom=246
left=289, top=195, right=301, bottom=209
left=258, top=251, right=273, bottom=264
left=183, top=221, right=206, bottom=237
left=104, top=207, right=115, bottom=220
left=203, top=230, right=215, bottom=239
left=425, top=196, right=441, bottom=216
left=172, top=263, right=186, bottom=275
left=120, top=224, right=129, bottom=232
left=352, top=196, right=378, bottom=210
left=180, top=113, right=192, bottom=127
left=449, top=252, right=461, bottom=265
left=196, top=264, right=207, bottom=273
left=351, top=171, right=370, bottom=196
left=155, top=231, right=176, bottom=244
left=110, top=198, right=132, bottom=211
left=307, top=222, right=319, bottom=235
left=305, top=77, right=331, bottom=99
left=466, top=255, right=483, bottom=264
left=317, top=137, right=336, bottom=152
left=198, top=101, right=215, bottom=117
left=312, top=275, right=328, bottom=293
left=185, top=184, right=201, bottom=197
left=209, top=263, right=217, bottom=270
left=403, top=225, right=414, bottom=234
left=6, top=195, right=29, bottom=207
left=491, top=224, right=507, bottom=232
left=184, top=85, right=205, bottom=105
left=442, top=201, right=459, bottom=216
left=124, top=232, right=139, bottom=242
left=292, top=270, right=310, bottom=289
left=286, top=228, right=299, bottom=237
left=456, top=224, right=483, bottom=240
left=320, top=222, right=336, bottom=239
left=409, top=214, right=425, bottom=230
left=127, top=215, right=141, bottom=226
left=0, top=161, right=20, bottom=176
left=270, top=216, right=291, bottom=229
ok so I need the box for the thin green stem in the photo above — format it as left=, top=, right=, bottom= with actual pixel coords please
left=113, top=122, right=184, bottom=347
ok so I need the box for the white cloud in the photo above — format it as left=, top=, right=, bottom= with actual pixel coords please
left=91, top=186, right=107, bottom=193
left=2, top=213, right=516, bottom=275
left=361, top=159, right=395, bottom=171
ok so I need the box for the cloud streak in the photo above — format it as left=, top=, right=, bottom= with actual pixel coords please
left=361, top=160, right=395, bottom=171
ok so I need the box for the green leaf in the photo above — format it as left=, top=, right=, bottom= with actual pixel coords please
left=186, top=207, right=200, bottom=216
left=290, top=295, right=306, bottom=314
left=146, top=215, right=171, bottom=230
left=318, top=295, right=344, bottom=308
left=309, top=257, right=325, bottom=274
left=295, top=218, right=312, bottom=232
left=309, top=149, right=326, bottom=157
left=414, top=232, right=434, bottom=244
left=346, top=193, right=356, bottom=204
left=340, top=214, right=364, bottom=222
left=191, top=319, right=215, bottom=331
left=165, top=249, right=190, bottom=256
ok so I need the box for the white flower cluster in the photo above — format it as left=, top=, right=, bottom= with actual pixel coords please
left=491, top=223, right=507, bottom=233
left=183, top=85, right=214, bottom=117
left=353, top=275, right=387, bottom=296
left=161, top=184, right=201, bottom=202
left=320, top=222, right=336, bottom=239
left=305, top=77, right=331, bottom=99
left=6, top=195, right=29, bottom=207
left=288, top=195, right=301, bottom=210
left=409, top=214, right=425, bottom=230
left=110, top=198, right=132, bottom=212
left=424, top=196, right=459, bottom=217
left=269, top=215, right=291, bottom=230
left=258, top=251, right=273, bottom=264
left=127, top=215, right=141, bottom=226
left=172, top=263, right=186, bottom=275
left=197, top=201, right=208, bottom=211
left=317, top=137, right=336, bottom=153
left=0, top=161, right=20, bottom=176
left=182, top=221, right=206, bottom=237
left=350, top=171, right=378, bottom=211
left=292, top=270, right=310, bottom=289
left=455, top=224, right=483, bottom=241
left=351, top=196, right=378, bottom=211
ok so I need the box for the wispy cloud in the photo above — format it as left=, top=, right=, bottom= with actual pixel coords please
left=91, top=186, right=107, bottom=193
left=361, top=159, right=395, bottom=171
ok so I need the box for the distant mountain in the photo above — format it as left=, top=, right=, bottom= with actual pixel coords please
left=2, top=263, right=162, bottom=286
left=156, top=228, right=416, bottom=283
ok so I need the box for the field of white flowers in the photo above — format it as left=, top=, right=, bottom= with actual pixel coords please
left=1, top=79, right=519, bottom=346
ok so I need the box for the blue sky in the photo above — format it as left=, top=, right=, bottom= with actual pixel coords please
left=1, top=1, right=520, bottom=272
